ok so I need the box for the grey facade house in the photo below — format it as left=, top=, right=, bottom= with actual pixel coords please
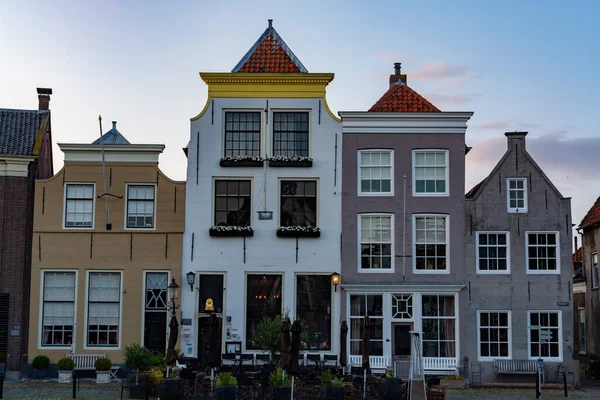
left=464, top=132, right=573, bottom=383
left=339, top=64, right=473, bottom=376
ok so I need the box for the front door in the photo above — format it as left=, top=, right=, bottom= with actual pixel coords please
left=197, top=315, right=223, bottom=368
left=144, top=312, right=167, bottom=354
left=393, top=323, right=412, bottom=379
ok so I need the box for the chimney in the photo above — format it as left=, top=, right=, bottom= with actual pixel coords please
left=37, top=87, right=52, bottom=110
left=268, top=19, right=273, bottom=29
left=504, top=131, right=528, bottom=150
left=389, top=62, right=407, bottom=88
left=112, top=121, right=117, bottom=130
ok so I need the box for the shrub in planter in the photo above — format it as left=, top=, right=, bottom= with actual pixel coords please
left=216, top=372, right=238, bottom=400
left=95, top=358, right=112, bottom=384
left=439, top=374, right=465, bottom=389
left=209, top=225, right=254, bottom=237
left=270, top=368, right=292, bottom=400
left=123, top=343, right=152, bottom=387
left=32, top=355, right=50, bottom=379
left=276, top=226, right=321, bottom=238
left=57, top=357, right=75, bottom=383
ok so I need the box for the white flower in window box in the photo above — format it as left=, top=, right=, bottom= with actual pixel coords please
left=219, top=156, right=264, bottom=167
left=276, top=226, right=321, bottom=238
left=209, top=225, right=254, bottom=237
left=268, top=156, right=313, bottom=167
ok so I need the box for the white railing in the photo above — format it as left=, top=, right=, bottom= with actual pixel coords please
left=423, top=357, right=457, bottom=370
left=348, top=355, right=390, bottom=369
left=67, top=353, right=106, bottom=370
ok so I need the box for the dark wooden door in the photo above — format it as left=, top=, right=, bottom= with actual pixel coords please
left=144, top=312, right=167, bottom=354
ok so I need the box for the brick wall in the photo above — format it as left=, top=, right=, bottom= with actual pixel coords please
left=0, top=168, right=35, bottom=373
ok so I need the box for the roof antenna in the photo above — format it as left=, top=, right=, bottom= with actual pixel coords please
left=98, top=115, right=112, bottom=230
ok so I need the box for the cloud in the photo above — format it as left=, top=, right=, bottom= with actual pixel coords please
left=411, top=62, right=471, bottom=80
left=472, top=120, right=511, bottom=130
left=424, top=92, right=474, bottom=106
left=471, top=120, right=544, bottom=131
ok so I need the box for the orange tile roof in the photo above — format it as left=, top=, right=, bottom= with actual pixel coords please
left=573, top=247, right=583, bottom=263
left=580, top=195, right=600, bottom=227
left=369, top=83, right=440, bottom=112
left=237, top=35, right=301, bottom=73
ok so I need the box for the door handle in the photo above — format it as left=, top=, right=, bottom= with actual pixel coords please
left=386, top=339, right=390, bottom=342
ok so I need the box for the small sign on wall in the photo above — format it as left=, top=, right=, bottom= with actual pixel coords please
left=557, top=301, right=569, bottom=307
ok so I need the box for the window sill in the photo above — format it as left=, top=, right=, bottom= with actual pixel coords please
left=413, top=192, right=449, bottom=197
left=209, top=228, right=254, bottom=237
left=276, top=229, right=320, bottom=238
left=526, top=270, right=561, bottom=275
left=476, top=270, right=511, bottom=275
left=592, top=286, right=599, bottom=291
left=413, top=269, right=450, bottom=275
left=358, top=268, right=394, bottom=273
left=219, top=159, right=264, bottom=167
left=268, top=160, right=313, bottom=168
left=507, top=210, right=528, bottom=214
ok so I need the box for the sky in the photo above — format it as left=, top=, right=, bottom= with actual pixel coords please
left=1, top=0, right=599, bottom=241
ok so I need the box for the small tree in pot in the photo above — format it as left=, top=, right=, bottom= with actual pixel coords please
left=270, top=368, right=292, bottom=400
left=57, top=357, right=75, bottom=383
left=322, top=369, right=345, bottom=400
left=216, top=372, right=237, bottom=400
left=32, top=355, right=50, bottom=379
left=95, top=358, right=112, bottom=383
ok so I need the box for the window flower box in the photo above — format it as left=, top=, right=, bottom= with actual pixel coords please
left=276, top=226, right=320, bottom=238
left=268, top=156, right=313, bottom=168
left=209, top=226, right=254, bottom=237
left=220, top=156, right=264, bottom=167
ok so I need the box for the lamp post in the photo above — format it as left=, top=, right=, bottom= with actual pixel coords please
left=166, top=278, right=180, bottom=367
left=168, top=277, right=180, bottom=316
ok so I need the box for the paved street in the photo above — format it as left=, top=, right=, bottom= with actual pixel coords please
left=446, top=388, right=600, bottom=399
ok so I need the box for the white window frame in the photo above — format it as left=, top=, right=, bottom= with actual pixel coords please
left=578, top=307, right=587, bottom=355
left=477, top=310, right=512, bottom=361
left=62, top=183, right=96, bottom=229
left=525, top=231, right=560, bottom=275
left=357, top=213, right=395, bottom=273
left=592, top=253, right=599, bottom=289
left=295, top=273, right=333, bottom=352
left=476, top=232, right=511, bottom=274
left=412, top=149, right=449, bottom=197
left=140, top=270, right=170, bottom=348
left=347, top=293, right=385, bottom=356
left=124, top=183, right=157, bottom=230
left=527, top=310, right=563, bottom=362
left=507, top=178, right=528, bottom=213
left=357, top=149, right=394, bottom=196
left=421, top=293, right=459, bottom=359
left=38, top=269, right=78, bottom=350
left=413, top=214, right=450, bottom=274
left=83, top=270, right=123, bottom=350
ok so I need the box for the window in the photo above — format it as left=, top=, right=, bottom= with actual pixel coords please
left=477, top=232, right=510, bottom=273
left=592, top=253, right=598, bottom=289
left=126, top=185, right=155, bottom=228
left=422, top=295, right=456, bottom=357
left=65, top=184, right=94, bottom=228
left=413, top=150, right=448, bottom=195
left=41, top=272, right=75, bottom=346
left=349, top=295, right=383, bottom=356
left=273, top=112, right=309, bottom=157
left=87, top=272, right=121, bottom=347
left=507, top=178, right=527, bottom=212
left=246, top=275, right=282, bottom=350
left=296, top=275, right=331, bottom=350
left=528, top=311, right=562, bottom=360
left=359, top=214, right=393, bottom=271
left=414, top=215, right=448, bottom=272
left=526, top=232, right=559, bottom=273
left=392, top=294, right=413, bottom=319
left=144, top=272, right=168, bottom=354
left=578, top=308, right=587, bottom=354
left=214, top=180, right=251, bottom=226
left=280, top=180, right=317, bottom=227
left=224, top=112, right=261, bottom=157
left=477, top=311, right=511, bottom=360
left=359, top=150, right=393, bottom=195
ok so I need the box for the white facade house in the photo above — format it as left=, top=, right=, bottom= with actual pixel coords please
left=181, top=21, right=342, bottom=365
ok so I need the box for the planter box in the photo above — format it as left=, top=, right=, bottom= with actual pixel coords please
left=268, top=160, right=313, bottom=168
left=160, top=378, right=181, bottom=400
left=209, top=228, right=254, bottom=237
left=32, top=368, right=47, bottom=379
left=96, top=370, right=111, bottom=384
left=276, top=229, right=320, bottom=238
left=272, top=386, right=292, bottom=400
left=129, top=385, right=148, bottom=399
left=439, top=379, right=465, bottom=389
left=216, top=386, right=236, bottom=400
left=58, top=370, right=72, bottom=383
left=324, top=386, right=345, bottom=400
left=220, top=159, right=264, bottom=167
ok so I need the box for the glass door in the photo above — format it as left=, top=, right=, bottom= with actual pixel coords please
left=393, top=323, right=412, bottom=359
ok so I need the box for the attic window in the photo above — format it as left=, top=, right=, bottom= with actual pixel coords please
left=507, top=178, right=527, bottom=213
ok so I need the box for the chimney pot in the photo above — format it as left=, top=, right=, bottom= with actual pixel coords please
left=112, top=121, right=117, bottom=130
left=394, top=62, right=401, bottom=75
left=36, top=87, right=52, bottom=111
left=268, top=19, right=273, bottom=29
left=504, top=131, right=528, bottom=150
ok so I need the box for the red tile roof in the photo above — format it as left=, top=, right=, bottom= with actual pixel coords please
left=237, top=35, right=301, bottom=73
left=580, top=195, right=600, bottom=227
left=369, top=83, right=440, bottom=113
left=573, top=247, right=582, bottom=263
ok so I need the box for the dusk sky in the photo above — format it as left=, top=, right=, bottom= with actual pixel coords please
left=1, top=0, right=599, bottom=238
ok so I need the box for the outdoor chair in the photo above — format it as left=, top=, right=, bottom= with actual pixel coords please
left=324, top=354, right=338, bottom=367
left=307, top=354, right=321, bottom=369
left=255, top=353, right=270, bottom=366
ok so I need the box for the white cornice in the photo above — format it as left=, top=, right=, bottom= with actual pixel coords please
left=0, top=155, right=35, bottom=177
left=338, top=111, right=474, bottom=134
left=58, top=143, right=165, bottom=163
left=341, top=282, right=465, bottom=293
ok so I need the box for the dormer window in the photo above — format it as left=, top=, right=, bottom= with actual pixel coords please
left=507, top=178, right=527, bottom=213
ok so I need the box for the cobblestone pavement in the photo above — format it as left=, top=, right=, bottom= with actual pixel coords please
left=2, top=380, right=128, bottom=399
left=446, top=388, right=600, bottom=399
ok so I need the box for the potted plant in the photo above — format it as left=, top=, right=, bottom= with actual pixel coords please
left=95, top=357, right=112, bottom=383
left=57, top=357, right=75, bottom=383
left=31, top=355, right=50, bottom=379
left=270, top=368, right=292, bottom=400
left=439, top=374, right=465, bottom=389
left=209, top=225, right=254, bottom=237
left=276, top=226, right=321, bottom=238
left=322, top=369, right=345, bottom=400
left=220, top=155, right=264, bottom=167
left=216, top=371, right=238, bottom=400
left=268, top=156, right=313, bottom=168
left=160, top=366, right=181, bottom=400
left=123, top=343, right=153, bottom=398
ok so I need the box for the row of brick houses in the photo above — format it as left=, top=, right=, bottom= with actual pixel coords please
left=0, top=21, right=586, bottom=387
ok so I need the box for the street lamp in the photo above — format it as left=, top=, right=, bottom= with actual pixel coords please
left=186, top=271, right=196, bottom=292
left=168, top=277, right=180, bottom=315
left=331, top=272, right=341, bottom=292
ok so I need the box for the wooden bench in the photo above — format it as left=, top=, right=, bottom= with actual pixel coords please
left=67, top=353, right=121, bottom=379
left=493, top=359, right=539, bottom=380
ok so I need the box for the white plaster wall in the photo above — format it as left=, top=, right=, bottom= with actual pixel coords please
left=181, top=97, right=342, bottom=357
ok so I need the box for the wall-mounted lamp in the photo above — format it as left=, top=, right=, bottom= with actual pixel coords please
left=331, top=272, right=341, bottom=292
left=186, top=271, right=196, bottom=292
